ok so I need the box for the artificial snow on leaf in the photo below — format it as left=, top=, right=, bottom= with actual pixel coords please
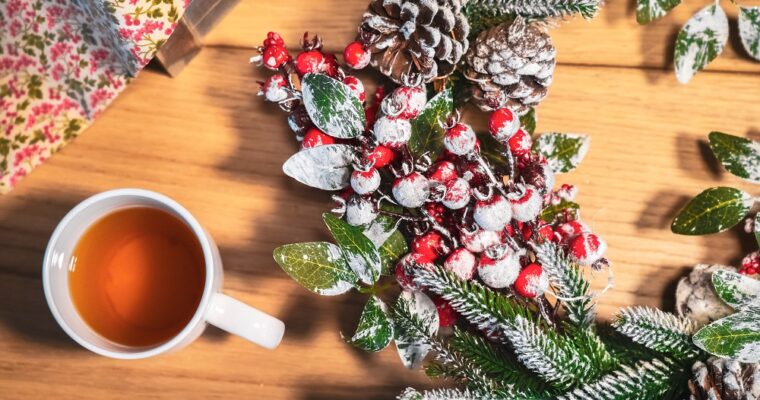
left=739, top=7, right=760, bottom=61
left=282, top=144, right=355, bottom=190
left=477, top=132, right=509, bottom=172
left=636, top=0, right=682, bottom=24
left=301, top=73, right=365, bottom=138
left=671, top=187, right=752, bottom=235
left=520, top=108, right=537, bottom=135
left=323, top=213, right=382, bottom=285
left=674, top=4, right=728, bottom=84
left=533, top=133, right=590, bottom=173
left=394, top=290, right=439, bottom=369
left=693, top=307, right=760, bottom=363
left=347, top=296, right=394, bottom=352
left=362, top=215, right=408, bottom=275
left=711, top=269, right=760, bottom=310
left=755, top=214, right=760, bottom=248
left=541, top=199, right=580, bottom=224
left=273, top=242, right=357, bottom=296
left=408, top=88, right=454, bottom=160
left=708, top=131, right=760, bottom=183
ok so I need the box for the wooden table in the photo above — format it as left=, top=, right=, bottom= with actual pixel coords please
left=2, top=1, right=759, bottom=398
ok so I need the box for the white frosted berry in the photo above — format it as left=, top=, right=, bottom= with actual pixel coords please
left=350, top=168, right=380, bottom=195
left=383, top=86, right=427, bottom=119
left=460, top=228, right=504, bottom=253
left=508, top=184, right=542, bottom=222
left=345, top=196, right=378, bottom=226
left=473, top=195, right=512, bottom=231
left=568, top=233, right=607, bottom=265
left=444, top=123, right=477, bottom=156
left=514, top=263, right=549, bottom=298
left=442, top=178, right=471, bottom=210
left=392, top=172, right=430, bottom=208
left=478, top=253, right=521, bottom=289
left=489, top=108, right=519, bottom=142
left=444, top=248, right=477, bottom=280
left=373, top=116, right=412, bottom=149
left=261, top=75, right=288, bottom=102
left=555, top=220, right=590, bottom=243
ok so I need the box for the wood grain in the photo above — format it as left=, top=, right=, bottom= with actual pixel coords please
left=2, top=1, right=760, bottom=398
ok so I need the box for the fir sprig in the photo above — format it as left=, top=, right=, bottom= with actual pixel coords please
left=397, top=387, right=503, bottom=400
left=612, top=307, right=700, bottom=361
left=464, top=0, right=602, bottom=33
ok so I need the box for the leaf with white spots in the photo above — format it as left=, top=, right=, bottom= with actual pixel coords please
left=409, top=88, right=453, bottom=160
left=346, top=296, right=394, bottom=352
left=739, top=7, right=760, bottom=61
left=712, top=270, right=760, bottom=310
left=520, top=107, right=537, bottom=135
left=301, top=74, right=365, bottom=138
left=755, top=213, right=760, bottom=248
left=323, top=213, right=382, bottom=285
left=532, top=133, right=590, bottom=173
left=674, top=4, right=728, bottom=84
left=394, top=290, right=439, bottom=369
left=282, top=144, right=356, bottom=190
left=636, top=0, right=682, bottom=24
left=708, top=131, right=760, bottom=183
left=693, top=307, right=760, bottom=363
left=273, top=242, right=357, bottom=296
left=362, top=215, right=408, bottom=275
left=671, top=187, right=753, bottom=235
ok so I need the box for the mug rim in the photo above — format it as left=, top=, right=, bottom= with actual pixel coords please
left=42, top=188, right=217, bottom=359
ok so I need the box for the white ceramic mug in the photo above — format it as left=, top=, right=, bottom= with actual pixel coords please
left=42, top=188, right=285, bottom=359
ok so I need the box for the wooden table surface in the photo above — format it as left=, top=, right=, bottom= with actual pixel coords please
left=2, top=1, right=760, bottom=398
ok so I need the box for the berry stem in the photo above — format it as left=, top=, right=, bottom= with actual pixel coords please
left=471, top=152, right=509, bottom=198
left=420, top=206, right=460, bottom=249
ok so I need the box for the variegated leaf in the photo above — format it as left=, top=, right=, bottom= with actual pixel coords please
left=394, top=290, right=438, bottom=369
left=712, top=270, right=760, bottom=310
left=739, top=6, right=760, bottom=61
left=273, top=242, right=357, bottom=296
left=346, top=296, right=394, bottom=352
left=693, top=307, right=760, bottom=363
left=282, top=144, right=355, bottom=190
left=637, top=0, right=682, bottom=24
left=674, top=4, right=728, bottom=84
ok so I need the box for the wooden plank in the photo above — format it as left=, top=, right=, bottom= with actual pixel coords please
left=204, top=0, right=760, bottom=74
left=1, top=46, right=758, bottom=398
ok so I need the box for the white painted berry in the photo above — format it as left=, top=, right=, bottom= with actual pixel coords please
left=508, top=184, right=542, bottom=222
left=444, top=248, right=477, bottom=280
left=478, top=253, right=521, bottom=289
left=444, top=123, right=477, bottom=156
left=392, top=172, right=430, bottom=208
left=460, top=228, right=503, bottom=253
left=442, top=178, right=471, bottom=210
left=568, top=233, right=607, bottom=265
left=373, top=116, right=412, bottom=149
left=350, top=168, right=380, bottom=195
left=473, top=195, right=512, bottom=231
left=345, top=196, right=378, bottom=226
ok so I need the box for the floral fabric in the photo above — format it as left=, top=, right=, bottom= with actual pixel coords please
left=0, top=0, right=189, bottom=193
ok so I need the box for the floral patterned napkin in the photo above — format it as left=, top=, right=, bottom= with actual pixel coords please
left=0, top=0, right=189, bottom=193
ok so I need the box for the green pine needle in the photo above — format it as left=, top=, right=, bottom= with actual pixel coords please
left=612, top=306, right=700, bottom=361
left=464, top=0, right=602, bottom=34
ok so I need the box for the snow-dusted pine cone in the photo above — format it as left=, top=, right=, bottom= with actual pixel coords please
left=675, top=264, right=736, bottom=326
left=463, top=18, right=555, bottom=115
left=359, top=0, right=470, bottom=86
left=689, top=357, right=760, bottom=400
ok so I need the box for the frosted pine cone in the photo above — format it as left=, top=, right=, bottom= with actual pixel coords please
left=359, top=0, right=470, bottom=86
left=463, top=18, right=555, bottom=115
left=675, top=264, right=735, bottom=326
left=689, top=357, right=760, bottom=400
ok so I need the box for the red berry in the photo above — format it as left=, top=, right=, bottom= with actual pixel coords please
left=427, top=161, right=458, bottom=184
left=263, top=31, right=285, bottom=47
left=395, top=253, right=435, bottom=290
left=367, top=145, right=396, bottom=168
left=460, top=162, right=487, bottom=186
left=444, top=248, right=477, bottom=280
left=478, top=253, right=520, bottom=289
left=432, top=296, right=459, bottom=328
left=741, top=251, right=760, bottom=275
left=424, top=203, right=446, bottom=224
left=508, top=184, right=542, bottom=222
left=350, top=168, right=381, bottom=195
left=460, top=228, right=504, bottom=253
left=555, top=220, right=590, bottom=243
left=514, top=263, right=548, bottom=298
left=382, top=86, right=427, bottom=120
left=343, top=76, right=366, bottom=102
left=322, top=53, right=339, bottom=77
left=259, top=74, right=288, bottom=102
left=343, top=41, right=371, bottom=69
left=301, top=127, right=335, bottom=148
left=294, top=50, right=326, bottom=75
left=489, top=108, right=519, bottom=142
left=568, top=233, right=607, bottom=265
left=263, top=45, right=290, bottom=70
left=537, top=224, right=555, bottom=242
left=373, top=116, right=412, bottom=149
left=444, top=123, right=477, bottom=156
left=412, top=232, right=444, bottom=263
left=442, top=178, right=471, bottom=210
left=508, top=128, right=532, bottom=156
left=473, top=195, right=512, bottom=231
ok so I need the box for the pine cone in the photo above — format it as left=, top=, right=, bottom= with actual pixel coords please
left=689, top=357, right=760, bottom=400
left=359, top=0, right=470, bottom=86
left=463, top=18, right=555, bottom=115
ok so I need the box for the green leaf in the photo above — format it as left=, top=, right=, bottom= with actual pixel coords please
left=712, top=270, right=760, bottom=310
left=301, top=74, right=365, bottom=139
left=346, top=296, right=394, bottom=352
left=693, top=307, right=760, bottom=363
left=755, top=213, right=760, bottom=248
left=541, top=200, right=580, bottom=224
left=739, top=7, right=760, bottom=61
left=362, top=215, right=408, bottom=275
left=323, top=213, right=381, bottom=285
left=674, top=4, right=728, bottom=84
left=671, top=187, right=752, bottom=235
left=273, top=242, right=357, bottom=295
left=409, top=88, right=453, bottom=160
left=477, top=132, right=509, bottom=172
left=393, top=290, right=439, bottom=369
left=532, top=133, right=590, bottom=173
left=520, top=108, right=537, bottom=135
left=282, top=144, right=355, bottom=190
left=636, top=0, right=682, bottom=24
left=708, top=131, right=760, bottom=183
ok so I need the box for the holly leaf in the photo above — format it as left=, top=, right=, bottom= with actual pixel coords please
left=671, top=187, right=752, bottom=235
left=541, top=200, right=580, bottom=224
left=532, top=133, right=590, bottom=173
left=712, top=270, right=760, bottom=310
left=346, top=296, right=394, bottom=352
left=394, top=290, right=439, bottom=369
left=409, top=88, right=453, bottom=160
left=636, top=0, right=682, bottom=24
left=282, top=144, right=355, bottom=190
left=362, top=215, right=408, bottom=275
left=708, top=131, right=760, bottom=183
left=693, top=307, right=760, bottom=363
left=674, top=4, right=728, bottom=84
left=273, top=242, right=357, bottom=295
left=323, top=213, right=382, bottom=285
left=755, top=213, right=760, bottom=248
left=520, top=108, right=537, bottom=135
left=477, top=132, right=509, bottom=172
left=301, top=74, right=365, bottom=138
left=739, top=7, right=760, bottom=61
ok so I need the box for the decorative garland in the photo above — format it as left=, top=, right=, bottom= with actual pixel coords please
left=250, top=1, right=760, bottom=398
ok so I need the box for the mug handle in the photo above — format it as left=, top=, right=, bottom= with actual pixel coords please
left=205, top=293, right=285, bottom=349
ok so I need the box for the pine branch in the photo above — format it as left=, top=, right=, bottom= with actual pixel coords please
left=565, top=324, right=619, bottom=374
left=612, top=306, right=700, bottom=361
left=397, top=387, right=503, bottom=400
left=464, top=0, right=602, bottom=33
left=555, top=358, right=688, bottom=400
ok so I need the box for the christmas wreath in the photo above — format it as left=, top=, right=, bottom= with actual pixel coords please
left=250, top=1, right=760, bottom=398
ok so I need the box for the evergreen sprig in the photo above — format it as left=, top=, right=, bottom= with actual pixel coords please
left=464, top=0, right=602, bottom=33
left=397, top=387, right=502, bottom=400
left=612, top=306, right=700, bottom=361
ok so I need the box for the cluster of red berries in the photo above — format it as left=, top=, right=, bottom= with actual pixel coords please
left=740, top=251, right=759, bottom=276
